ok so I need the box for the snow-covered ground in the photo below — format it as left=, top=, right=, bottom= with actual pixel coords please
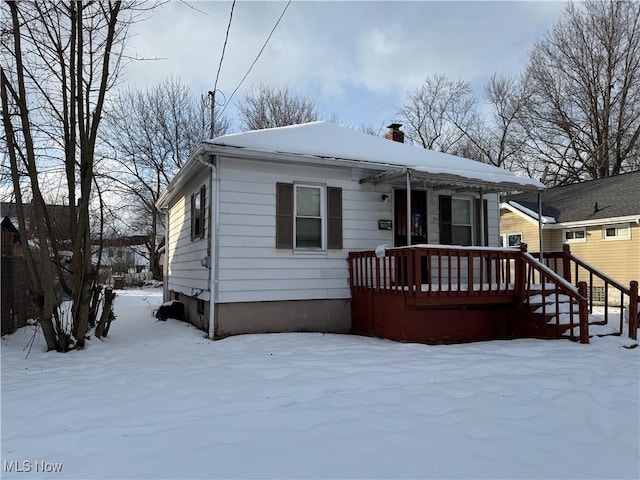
left=2, top=289, right=639, bottom=479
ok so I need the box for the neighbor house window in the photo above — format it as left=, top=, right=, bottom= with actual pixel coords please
left=191, top=186, right=206, bottom=241
left=602, top=223, right=630, bottom=241
left=564, top=228, right=586, bottom=243
left=500, top=233, right=522, bottom=247
left=276, top=183, right=342, bottom=250
left=440, top=195, right=486, bottom=246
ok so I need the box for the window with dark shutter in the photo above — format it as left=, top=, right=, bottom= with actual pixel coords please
left=190, top=192, right=196, bottom=240
left=327, top=187, right=342, bottom=249
left=276, top=183, right=293, bottom=249
left=276, top=183, right=342, bottom=250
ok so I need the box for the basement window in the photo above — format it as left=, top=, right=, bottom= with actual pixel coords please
left=603, top=223, right=630, bottom=241
left=197, top=299, right=205, bottom=315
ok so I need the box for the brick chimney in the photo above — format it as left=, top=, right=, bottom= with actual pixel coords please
left=384, top=123, right=404, bottom=143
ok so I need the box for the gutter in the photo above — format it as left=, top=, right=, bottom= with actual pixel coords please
left=546, top=215, right=640, bottom=229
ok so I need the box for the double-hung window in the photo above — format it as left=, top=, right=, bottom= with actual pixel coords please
left=295, top=185, right=324, bottom=249
left=191, top=185, right=206, bottom=241
left=276, top=183, right=342, bottom=251
left=451, top=197, right=473, bottom=246
left=439, top=195, right=488, bottom=246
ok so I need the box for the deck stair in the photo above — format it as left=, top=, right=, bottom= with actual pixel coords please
left=524, top=292, right=620, bottom=340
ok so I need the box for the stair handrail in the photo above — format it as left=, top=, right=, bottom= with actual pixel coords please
left=560, top=244, right=631, bottom=294
left=519, top=244, right=590, bottom=343
left=552, top=245, right=638, bottom=340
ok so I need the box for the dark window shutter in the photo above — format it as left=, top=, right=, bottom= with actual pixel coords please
left=327, top=187, right=343, bottom=249
left=190, top=192, right=196, bottom=240
left=474, top=198, right=489, bottom=246
left=439, top=195, right=452, bottom=245
left=200, top=186, right=206, bottom=239
left=276, top=183, right=293, bottom=249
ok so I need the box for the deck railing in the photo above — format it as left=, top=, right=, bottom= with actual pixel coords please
left=348, top=245, right=520, bottom=301
left=347, top=243, right=640, bottom=344
left=539, top=245, right=638, bottom=340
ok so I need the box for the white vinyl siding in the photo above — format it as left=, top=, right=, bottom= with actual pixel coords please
left=165, top=157, right=502, bottom=305
left=216, top=157, right=392, bottom=303
left=166, top=182, right=210, bottom=301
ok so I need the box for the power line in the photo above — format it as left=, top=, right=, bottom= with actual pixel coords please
left=219, top=0, right=292, bottom=118
left=210, top=0, right=236, bottom=138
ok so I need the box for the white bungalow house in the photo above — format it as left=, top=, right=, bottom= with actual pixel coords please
left=156, top=122, right=544, bottom=339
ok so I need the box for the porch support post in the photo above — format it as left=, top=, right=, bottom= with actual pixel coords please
left=406, top=170, right=412, bottom=246
left=537, top=191, right=543, bottom=262
left=479, top=188, right=485, bottom=246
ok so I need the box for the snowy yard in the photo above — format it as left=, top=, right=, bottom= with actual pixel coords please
left=2, top=289, right=639, bottom=479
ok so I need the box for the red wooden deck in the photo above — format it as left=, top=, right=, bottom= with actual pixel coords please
left=348, top=244, right=638, bottom=345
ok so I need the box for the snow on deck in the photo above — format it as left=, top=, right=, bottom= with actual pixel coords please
left=1, top=289, right=638, bottom=479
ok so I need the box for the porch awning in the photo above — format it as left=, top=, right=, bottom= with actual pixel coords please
left=359, top=167, right=544, bottom=193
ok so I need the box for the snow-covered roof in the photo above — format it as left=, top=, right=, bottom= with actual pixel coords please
left=504, top=201, right=557, bottom=224
left=206, top=122, right=544, bottom=192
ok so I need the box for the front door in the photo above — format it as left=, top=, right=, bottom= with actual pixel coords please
left=394, top=189, right=428, bottom=246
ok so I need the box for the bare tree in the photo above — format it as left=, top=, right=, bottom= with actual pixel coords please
left=100, top=78, right=230, bottom=279
left=1, top=1, right=151, bottom=351
left=457, top=74, right=530, bottom=169
left=522, top=0, right=640, bottom=185
left=358, top=122, right=386, bottom=137
left=398, top=74, right=478, bottom=153
left=237, top=84, right=325, bottom=131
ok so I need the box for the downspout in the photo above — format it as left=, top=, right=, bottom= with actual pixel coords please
left=196, top=152, right=219, bottom=340
left=163, top=209, right=169, bottom=301
left=406, top=170, right=412, bottom=246
left=538, top=192, right=544, bottom=262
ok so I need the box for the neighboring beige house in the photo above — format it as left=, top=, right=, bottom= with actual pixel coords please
left=501, top=171, right=640, bottom=289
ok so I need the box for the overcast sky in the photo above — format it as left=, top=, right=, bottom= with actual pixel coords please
left=124, top=1, right=567, bottom=133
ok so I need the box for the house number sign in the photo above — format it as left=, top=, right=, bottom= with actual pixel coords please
left=378, top=220, right=392, bottom=230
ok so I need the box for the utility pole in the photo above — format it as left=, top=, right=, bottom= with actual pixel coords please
left=208, top=90, right=215, bottom=139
